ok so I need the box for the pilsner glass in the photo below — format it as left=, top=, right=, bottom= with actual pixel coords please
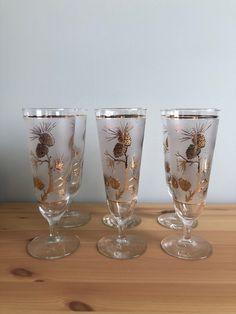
left=23, top=108, right=80, bottom=259
left=96, top=108, right=147, bottom=259
left=161, top=108, right=219, bottom=260
left=61, top=110, right=90, bottom=227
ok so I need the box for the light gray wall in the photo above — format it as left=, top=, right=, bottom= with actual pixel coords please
left=0, top=0, right=235, bottom=203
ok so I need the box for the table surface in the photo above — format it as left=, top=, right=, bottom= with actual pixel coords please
left=0, top=202, right=236, bottom=313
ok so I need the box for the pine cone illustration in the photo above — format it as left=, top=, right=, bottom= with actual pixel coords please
left=195, top=133, right=206, bottom=148
left=118, top=131, right=132, bottom=146
left=113, top=143, right=125, bottom=158
left=186, top=144, right=201, bottom=159
left=36, top=143, right=48, bottom=158
left=104, top=123, right=132, bottom=146
left=39, top=133, right=55, bottom=147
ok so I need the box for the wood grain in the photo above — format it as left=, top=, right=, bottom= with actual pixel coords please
left=0, top=202, right=236, bottom=313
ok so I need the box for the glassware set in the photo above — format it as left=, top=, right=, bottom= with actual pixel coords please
left=23, top=107, right=219, bottom=261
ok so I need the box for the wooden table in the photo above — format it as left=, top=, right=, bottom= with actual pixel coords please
left=0, top=202, right=236, bottom=313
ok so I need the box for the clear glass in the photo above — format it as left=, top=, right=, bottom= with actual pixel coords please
left=23, top=108, right=80, bottom=259
left=60, top=110, right=90, bottom=227
left=157, top=110, right=197, bottom=229
left=96, top=108, right=147, bottom=259
left=160, top=108, right=219, bottom=260
left=102, top=213, right=141, bottom=228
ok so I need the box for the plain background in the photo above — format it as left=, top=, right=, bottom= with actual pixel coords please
left=0, top=0, right=235, bottom=203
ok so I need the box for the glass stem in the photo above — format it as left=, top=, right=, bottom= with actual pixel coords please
left=48, top=218, right=60, bottom=240
left=117, top=222, right=126, bottom=241
left=183, top=225, right=192, bottom=242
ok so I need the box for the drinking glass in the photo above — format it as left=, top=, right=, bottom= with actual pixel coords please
left=23, top=108, right=80, bottom=259
left=61, top=110, right=90, bottom=227
left=96, top=108, right=147, bottom=259
left=161, top=108, right=219, bottom=260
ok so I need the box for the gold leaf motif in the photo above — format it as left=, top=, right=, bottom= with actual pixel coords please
left=33, top=177, right=45, bottom=190
left=178, top=178, right=191, bottom=191
left=106, top=157, right=115, bottom=169
left=109, top=176, right=120, bottom=189
left=185, top=190, right=195, bottom=202
left=54, top=158, right=64, bottom=171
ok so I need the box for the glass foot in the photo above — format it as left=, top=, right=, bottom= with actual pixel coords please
left=27, top=234, right=80, bottom=260
left=61, top=210, right=91, bottom=228
left=102, top=214, right=141, bottom=228
left=97, top=234, right=147, bottom=259
left=161, top=234, right=212, bottom=260
left=157, top=212, right=198, bottom=229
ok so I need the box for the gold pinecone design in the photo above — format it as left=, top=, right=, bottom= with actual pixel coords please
left=39, top=133, right=55, bottom=146
left=113, top=143, right=125, bottom=158
left=196, top=133, right=206, bottom=148
left=118, top=131, right=132, bottom=146
left=36, top=143, right=48, bottom=158
left=186, top=144, right=201, bottom=159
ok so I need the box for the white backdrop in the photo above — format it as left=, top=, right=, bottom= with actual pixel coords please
left=0, top=0, right=235, bottom=202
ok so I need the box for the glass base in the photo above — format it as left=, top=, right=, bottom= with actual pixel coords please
left=97, top=234, right=147, bottom=259
left=102, top=214, right=141, bottom=229
left=161, top=234, right=212, bottom=260
left=157, top=212, right=198, bottom=230
left=27, top=234, right=80, bottom=260
left=61, top=209, right=91, bottom=228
